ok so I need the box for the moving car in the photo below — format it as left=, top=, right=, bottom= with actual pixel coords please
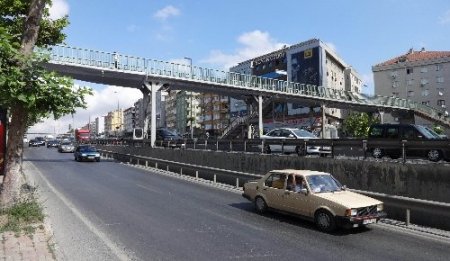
left=74, top=145, right=101, bottom=162
left=242, top=169, right=386, bottom=232
left=259, top=128, right=330, bottom=155
left=28, top=137, right=45, bottom=147
left=58, top=141, right=75, bottom=153
left=46, top=139, right=60, bottom=148
left=367, top=124, right=450, bottom=162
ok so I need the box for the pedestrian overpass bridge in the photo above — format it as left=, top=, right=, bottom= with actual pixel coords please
left=39, top=45, right=450, bottom=144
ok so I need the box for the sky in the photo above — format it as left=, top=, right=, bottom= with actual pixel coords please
left=29, top=0, right=450, bottom=134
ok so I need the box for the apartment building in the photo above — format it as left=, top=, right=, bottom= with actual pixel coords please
left=104, top=109, right=123, bottom=137
left=197, top=93, right=229, bottom=136
left=229, top=38, right=363, bottom=134
left=372, top=48, right=450, bottom=126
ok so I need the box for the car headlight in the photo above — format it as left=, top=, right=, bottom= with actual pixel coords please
left=377, top=204, right=383, bottom=212
left=95, top=153, right=100, bottom=157
left=81, top=153, right=87, bottom=157
left=345, top=209, right=358, bottom=216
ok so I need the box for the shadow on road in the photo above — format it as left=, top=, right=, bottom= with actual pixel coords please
left=229, top=202, right=372, bottom=236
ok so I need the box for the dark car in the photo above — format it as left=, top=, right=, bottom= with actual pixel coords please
left=74, top=145, right=101, bottom=162
left=367, top=124, right=450, bottom=162
left=29, top=137, right=45, bottom=147
left=156, top=128, right=184, bottom=148
left=58, top=141, right=75, bottom=153
left=46, top=139, right=60, bottom=148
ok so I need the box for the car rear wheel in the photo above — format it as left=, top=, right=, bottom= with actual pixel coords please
left=96, top=158, right=100, bottom=162
left=427, top=149, right=441, bottom=162
left=314, top=210, right=336, bottom=232
left=254, top=197, right=267, bottom=214
left=372, top=148, right=383, bottom=159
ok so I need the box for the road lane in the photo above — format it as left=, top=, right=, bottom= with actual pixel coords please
left=25, top=147, right=450, bottom=261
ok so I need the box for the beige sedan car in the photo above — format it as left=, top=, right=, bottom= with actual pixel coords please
left=242, top=169, right=386, bottom=232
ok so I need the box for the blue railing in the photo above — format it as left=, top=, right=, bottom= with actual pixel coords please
left=39, top=45, right=450, bottom=126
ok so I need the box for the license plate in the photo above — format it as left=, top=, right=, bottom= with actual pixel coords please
left=363, top=218, right=376, bottom=225
left=88, top=156, right=94, bottom=159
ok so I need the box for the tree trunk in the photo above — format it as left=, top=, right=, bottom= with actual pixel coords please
left=0, top=0, right=46, bottom=207
left=0, top=105, right=28, bottom=207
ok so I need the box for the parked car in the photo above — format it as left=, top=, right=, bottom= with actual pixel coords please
left=58, top=141, right=75, bottom=153
left=242, top=169, right=386, bottom=232
left=74, top=145, right=101, bottom=162
left=259, top=128, right=330, bottom=155
left=367, top=124, right=450, bottom=162
left=28, top=137, right=45, bottom=147
left=46, top=139, right=60, bottom=148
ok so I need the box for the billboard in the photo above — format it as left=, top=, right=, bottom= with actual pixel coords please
left=290, top=47, right=321, bottom=86
left=0, top=108, right=6, bottom=175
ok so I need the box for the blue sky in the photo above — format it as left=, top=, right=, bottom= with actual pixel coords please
left=30, top=0, right=450, bottom=134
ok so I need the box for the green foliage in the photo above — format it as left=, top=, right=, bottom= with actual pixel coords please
left=0, top=0, right=91, bottom=126
left=0, top=199, right=44, bottom=233
left=342, top=112, right=379, bottom=138
left=0, top=0, right=69, bottom=47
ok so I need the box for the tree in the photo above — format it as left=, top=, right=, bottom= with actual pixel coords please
left=0, top=0, right=92, bottom=206
left=342, top=112, right=379, bottom=138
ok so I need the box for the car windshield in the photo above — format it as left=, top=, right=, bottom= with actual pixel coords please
left=61, top=142, right=72, bottom=145
left=306, top=174, right=343, bottom=193
left=416, top=125, right=440, bottom=139
left=80, top=146, right=97, bottom=152
left=292, top=129, right=316, bottom=138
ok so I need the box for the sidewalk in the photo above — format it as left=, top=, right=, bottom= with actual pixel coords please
left=0, top=175, right=55, bottom=261
left=0, top=227, right=55, bottom=261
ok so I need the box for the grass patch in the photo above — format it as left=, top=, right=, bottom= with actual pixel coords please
left=0, top=200, right=44, bottom=234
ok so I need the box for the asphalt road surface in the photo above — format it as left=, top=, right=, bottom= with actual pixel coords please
left=24, top=146, right=450, bottom=261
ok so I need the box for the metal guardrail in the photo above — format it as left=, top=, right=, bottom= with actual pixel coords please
left=93, top=137, right=450, bottom=163
left=37, top=45, right=450, bottom=126
left=99, top=149, right=450, bottom=230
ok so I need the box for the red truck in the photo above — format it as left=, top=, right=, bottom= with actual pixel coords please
left=75, top=129, right=90, bottom=142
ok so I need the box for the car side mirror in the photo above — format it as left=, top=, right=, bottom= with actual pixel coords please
left=342, top=185, right=347, bottom=191
left=300, top=188, right=308, bottom=195
left=288, top=134, right=294, bottom=138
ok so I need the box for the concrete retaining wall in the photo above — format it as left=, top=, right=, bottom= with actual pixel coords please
left=98, top=145, right=450, bottom=203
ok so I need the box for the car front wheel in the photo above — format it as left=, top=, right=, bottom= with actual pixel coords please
left=372, top=148, right=383, bottom=159
left=427, top=149, right=441, bottom=162
left=263, top=145, right=271, bottom=154
left=254, top=197, right=267, bottom=214
left=295, top=145, right=306, bottom=156
left=315, top=210, right=336, bottom=232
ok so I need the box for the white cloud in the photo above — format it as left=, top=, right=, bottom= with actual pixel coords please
left=28, top=85, right=142, bottom=135
left=202, top=30, right=288, bottom=69
left=439, top=9, right=450, bottom=24
left=48, top=0, right=69, bottom=20
left=154, top=5, right=180, bottom=21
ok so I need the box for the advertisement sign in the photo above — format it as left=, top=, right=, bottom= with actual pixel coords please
left=0, top=108, right=6, bottom=175
left=290, top=47, right=321, bottom=86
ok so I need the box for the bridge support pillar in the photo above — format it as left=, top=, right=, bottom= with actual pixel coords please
left=321, top=104, right=326, bottom=138
left=258, top=95, right=263, bottom=137
left=142, top=82, right=164, bottom=147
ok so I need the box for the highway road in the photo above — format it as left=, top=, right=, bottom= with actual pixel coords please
left=24, top=146, right=450, bottom=261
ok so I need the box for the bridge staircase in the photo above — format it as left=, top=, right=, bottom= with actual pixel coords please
left=220, top=97, right=274, bottom=139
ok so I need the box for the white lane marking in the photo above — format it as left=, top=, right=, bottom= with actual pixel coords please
left=26, top=161, right=138, bottom=261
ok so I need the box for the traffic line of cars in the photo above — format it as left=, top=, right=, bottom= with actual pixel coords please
left=27, top=138, right=100, bottom=162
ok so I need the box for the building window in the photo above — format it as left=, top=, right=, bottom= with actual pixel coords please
left=421, top=90, right=429, bottom=96
left=390, top=71, right=398, bottom=78
left=437, top=76, right=444, bottom=83
left=420, top=78, right=428, bottom=86
left=436, top=64, right=442, bottom=71
left=392, top=92, right=399, bottom=97
left=407, top=91, right=415, bottom=97
left=406, top=68, right=413, bottom=74
left=437, top=100, right=446, bottom=108
left=392, top=81, right=399, bottom=88
left=407, top=79, right=414, bottom=86
left=422, top=101, right=430, bottom=106
left=420, top=67, right=428, bottom=73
